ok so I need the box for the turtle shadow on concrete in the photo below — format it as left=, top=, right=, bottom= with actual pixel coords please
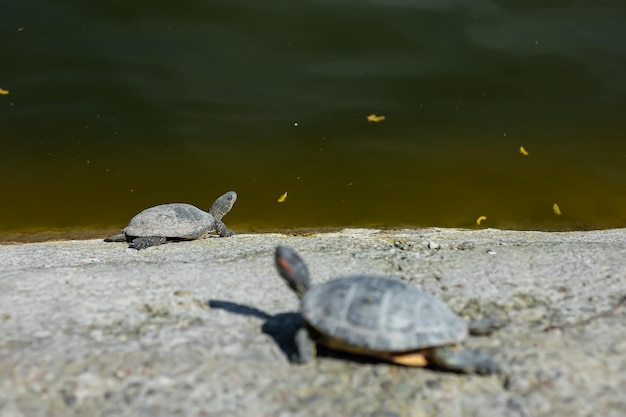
left=208, top=299, right=301, bottom=360
left=207, top=299, right=392, bottom=366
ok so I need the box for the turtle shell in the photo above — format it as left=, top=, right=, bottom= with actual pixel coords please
left=122, top=203, right=215, bottom=239
left=301, top=275, right=468, bottom=352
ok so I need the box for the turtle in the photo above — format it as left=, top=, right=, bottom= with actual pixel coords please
left=274, top=245, right=503, bottom=374
left=104, top=191, right=237, bottom=250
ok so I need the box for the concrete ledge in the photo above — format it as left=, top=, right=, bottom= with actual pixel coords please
left=1, top=228, right=625, bottom=416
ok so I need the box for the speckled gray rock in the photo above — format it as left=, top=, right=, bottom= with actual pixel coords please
left=1, top=227, right=625, bottom=417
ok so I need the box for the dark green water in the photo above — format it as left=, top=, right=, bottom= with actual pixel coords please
left=2, top=0, right=626, bottom=241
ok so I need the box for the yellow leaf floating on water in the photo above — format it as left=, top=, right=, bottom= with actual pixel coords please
left=553, top=203, right=561, bottom=216
left=277, top=192, right=288, bottom=203
left=0, top=88, right=9, bottom=95
left=476, top=215, right=487, bottom=225
left=519, top=146, right=529, bottom=156
left=366, top=114, right=386, bottom=123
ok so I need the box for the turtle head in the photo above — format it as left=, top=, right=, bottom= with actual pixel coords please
left=275, top=246, right=312, bottom=298
left=208, top=191, right=237, bottom=220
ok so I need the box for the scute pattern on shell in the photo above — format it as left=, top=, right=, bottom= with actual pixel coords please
left=123, top=203, right=215, bottom=239
left=301, top=275, right=468, bottom=352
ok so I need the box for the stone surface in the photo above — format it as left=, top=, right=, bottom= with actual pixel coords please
left=1, top=228, right=625, bottom=417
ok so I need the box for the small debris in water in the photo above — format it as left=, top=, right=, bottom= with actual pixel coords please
left=476, top=215, right=487, bottom=225
left=553, top=203, right=561, bottom=215
left=366, top=114, right=386, bottom=122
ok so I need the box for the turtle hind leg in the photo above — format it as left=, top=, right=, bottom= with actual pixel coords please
left=129, top=236, right=167, bottom=250
left=429, top=346, right=501, bottom=375
left=292, top=327, right=316, bottom=364
left=104, top=234, right=126, bottom=242
left=468, top=317, right=509, bottom=336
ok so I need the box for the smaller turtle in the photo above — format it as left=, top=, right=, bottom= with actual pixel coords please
left=274, top=245, right=503, bottom=374
left=105, top=191, right=237, bottom=250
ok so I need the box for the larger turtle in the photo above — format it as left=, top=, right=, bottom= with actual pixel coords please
left=274, top=245, right=503, bottom=374
left=104, top=191, right=237, bottom=250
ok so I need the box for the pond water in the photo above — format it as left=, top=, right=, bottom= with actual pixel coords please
left=2, top=0, right=626, bottom=242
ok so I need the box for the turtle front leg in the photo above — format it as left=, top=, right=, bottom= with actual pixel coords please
left=292, top=327, right=316, bottom=364
left=430, top=346, right=501, bottom=375
left=215, top=220, right=235, bottom=237
left=129, top=236, right=167, bottom=250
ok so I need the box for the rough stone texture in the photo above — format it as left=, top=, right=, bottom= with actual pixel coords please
left=0, top=228, right=625, bottom=417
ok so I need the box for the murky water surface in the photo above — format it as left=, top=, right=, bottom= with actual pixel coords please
left=2, top=0, right=626, bottom=242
